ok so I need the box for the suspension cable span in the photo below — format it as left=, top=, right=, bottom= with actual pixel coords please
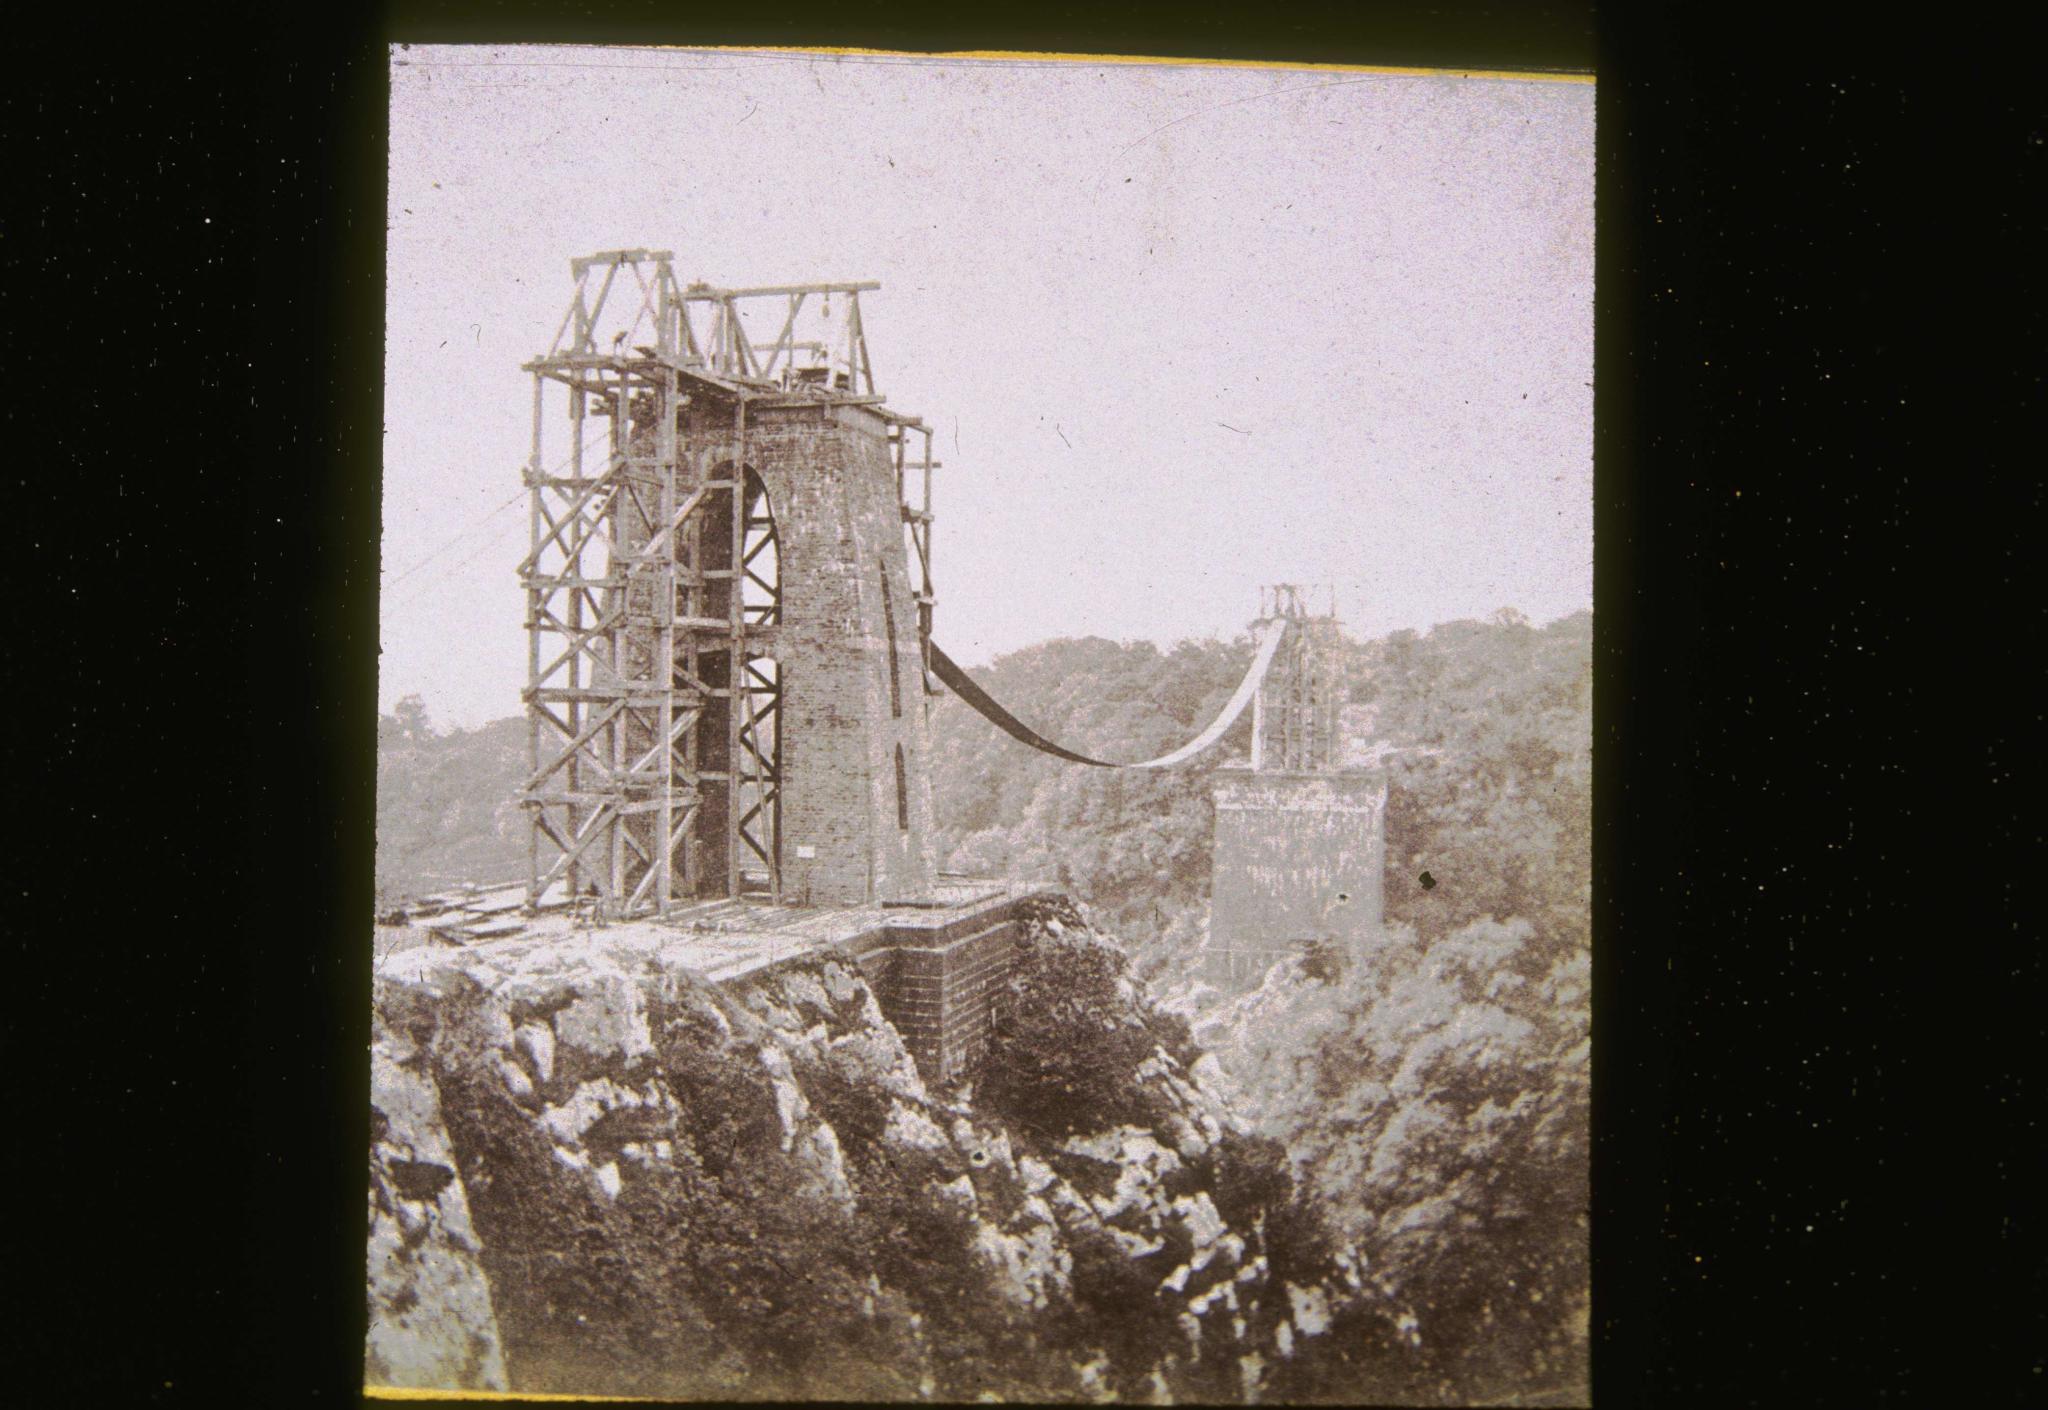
left=926, top=617, right=1288, bottom=770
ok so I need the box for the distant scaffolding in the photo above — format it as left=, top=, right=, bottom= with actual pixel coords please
left=1250, top=583, right=1343, bottom=772
left=516, top=250, right=935, bottom=918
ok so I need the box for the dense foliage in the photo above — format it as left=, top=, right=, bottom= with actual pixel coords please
left=977, top=896, right=1200, bottom=1140
left=1219, top=919, right=1591, bottom=1404
left=1354, top=610, right=1592, bottom=945
left=926, top=610, right=1591, bottom=973
left=374, top=698, right=527, bottom=910
left=974, top=906, right=1296, bottom=1404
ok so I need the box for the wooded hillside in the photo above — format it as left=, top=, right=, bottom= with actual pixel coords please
left=926, top=609, right=1592, bottom=985
left=374, top=609, right=1593, bottom=974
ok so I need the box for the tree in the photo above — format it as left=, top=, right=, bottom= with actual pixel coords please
left=383, top=693, right=437, bottom=746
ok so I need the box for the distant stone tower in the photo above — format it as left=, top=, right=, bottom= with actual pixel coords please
left=1204, top=586, right=1387, bottom=989
left=519, top=252, right=940, bottom=914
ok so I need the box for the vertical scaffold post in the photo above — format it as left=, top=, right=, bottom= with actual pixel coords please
left=655, top=369, right=677, bottom=914
left=526, top=370, right=544, bottom=906
left=727, top=395, right=746, bottom=899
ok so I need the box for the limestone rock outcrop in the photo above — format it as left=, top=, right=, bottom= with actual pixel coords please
left=366, top=1024, right=508, bottom=1390
left=366, top=905, right=1333, bottom=1402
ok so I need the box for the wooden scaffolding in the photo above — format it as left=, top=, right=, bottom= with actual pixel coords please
left=1249, top=584, right=1343, bottom=772
left=517, top=249, right=932, bottom=918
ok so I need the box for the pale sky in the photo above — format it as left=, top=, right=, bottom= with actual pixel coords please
left=383, top=46, right=1594, bottom=729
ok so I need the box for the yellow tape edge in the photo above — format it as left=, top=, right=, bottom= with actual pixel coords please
left=646, top=44, right=1596, bottom=83
left=364, top=1388, right=654, bottom=1404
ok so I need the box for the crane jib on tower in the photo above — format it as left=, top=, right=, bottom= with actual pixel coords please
left=925, top=617, right=1289, bottom=770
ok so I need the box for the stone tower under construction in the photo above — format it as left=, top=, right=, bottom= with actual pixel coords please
left=517, top=251, right=941, bottom=915
left=1204, top=586, right=1388, bottom=990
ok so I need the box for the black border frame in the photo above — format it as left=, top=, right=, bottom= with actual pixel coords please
left=12, top=3, right=2038, bottom=1405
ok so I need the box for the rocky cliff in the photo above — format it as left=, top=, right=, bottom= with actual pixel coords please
left=366, top=897, right=1339, bottom=1402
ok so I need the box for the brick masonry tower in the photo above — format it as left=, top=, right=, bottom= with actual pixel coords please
left=1204, top=586, right=1388, bottom=990
left=679, top=398, right=939, bottom=906
left=518, top=252, right=942, bottom=916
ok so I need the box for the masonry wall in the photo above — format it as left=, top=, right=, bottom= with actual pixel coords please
left=880, top=926, right=1018, bottom=1083
left=687, top=400, right=938, bottom=906
left=1205, top=769, right=1387, bottom=990
left=845, top=906, right=1031, bottom=1085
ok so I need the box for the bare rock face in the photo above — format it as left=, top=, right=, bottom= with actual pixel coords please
left=366, top=1028, right=508, bottom=1391
left=366, top=910, right=1325, bottom=1403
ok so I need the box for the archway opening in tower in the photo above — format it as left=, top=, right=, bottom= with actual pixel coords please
left=734, top=468, right=781, bottom=896
left=741, top=469, right=779, bottom=626
left=688, top=463, right=782, bottom=900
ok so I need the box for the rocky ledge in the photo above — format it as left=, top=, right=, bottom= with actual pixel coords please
left=367, top=897, right=1338, bottom=1402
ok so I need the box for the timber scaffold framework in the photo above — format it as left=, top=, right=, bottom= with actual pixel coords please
left=518, top=249, right=936, bottom=920
left=1250, top=583, right=1342, bottom=772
